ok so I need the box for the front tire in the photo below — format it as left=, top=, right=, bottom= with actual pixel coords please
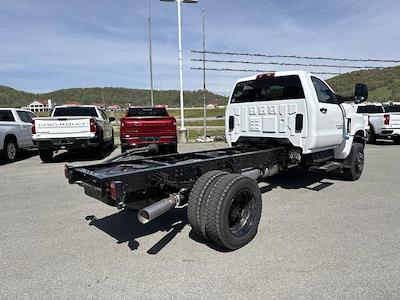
left=39, top=149, right=53, bottom=163
left=205, top=174, right=262, bottom=250
left=343, top=143, right=365, bottom=181
left=393, top=136, right=400, bottom=145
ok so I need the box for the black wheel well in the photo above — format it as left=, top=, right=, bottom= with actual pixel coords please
left=354, top=130, right=365, bottom=145
left=4, top=134, right=17, bottom=145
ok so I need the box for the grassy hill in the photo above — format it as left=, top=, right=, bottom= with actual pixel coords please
left=327, top=65, right=400, bottom=102
left=0, top=86, right=228, bottom=108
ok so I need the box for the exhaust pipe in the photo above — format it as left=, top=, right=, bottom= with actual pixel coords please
left=138, top=195, right=179, bottom=224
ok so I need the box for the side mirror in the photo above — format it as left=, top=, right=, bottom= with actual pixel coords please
left=354, top=83, right=368, bottom=103
left=109, top=117, right=115, bottom=122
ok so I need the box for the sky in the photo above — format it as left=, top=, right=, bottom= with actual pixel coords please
left=1, top=0, right=400, bottom=95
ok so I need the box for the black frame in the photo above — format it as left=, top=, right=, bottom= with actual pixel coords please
left=67, top=146, right=287, bottom=206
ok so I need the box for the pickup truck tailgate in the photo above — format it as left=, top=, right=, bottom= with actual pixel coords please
left=121, top=117, right=176, bottom=136
left=34, top=117, right=93, bottom=139
left=389, top=114, right=400, bottom=126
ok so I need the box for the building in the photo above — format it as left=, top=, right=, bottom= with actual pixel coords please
left=27, top=99, right=52, bottom=112
left=63, top=102, right=81, bottom=106
left=107, top=104, right=121, bottom=111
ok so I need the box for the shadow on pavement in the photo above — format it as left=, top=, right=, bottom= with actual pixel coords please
left=50, top=146, right=117, bottom=163
left=86, top=168, right=338, bottom=253
left=86, top=206, right=187, bottom=254
left=259, top=168, right=336, bottom=193
left=0, top=149, right=38, bottom=166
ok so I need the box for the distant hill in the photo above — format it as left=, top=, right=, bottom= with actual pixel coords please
left=327, top=65, right=400, bottom=102
left=0, top=86, right=228, bottom=108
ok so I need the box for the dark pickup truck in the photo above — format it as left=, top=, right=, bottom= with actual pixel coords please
left=120, top=106, right=177, bottom=154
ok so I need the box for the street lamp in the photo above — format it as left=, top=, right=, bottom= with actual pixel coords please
left=148, top=0, right=154, bottom=106
left=160, top=0, right=198, bottom=144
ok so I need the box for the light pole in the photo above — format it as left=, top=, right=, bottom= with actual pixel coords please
left=160, top=0, right=198, bottom=144
left=148, top=0, right=154, bottom=106
left=202, top=8, right=206, bottom=140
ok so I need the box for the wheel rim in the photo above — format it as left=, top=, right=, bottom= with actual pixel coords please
left=229, top=189, right=256, bottom=237
left=7, top=143, right=16, bottom=160
left=355, top=151, right=364, bottom=175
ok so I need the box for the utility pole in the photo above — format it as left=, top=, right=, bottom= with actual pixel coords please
left=202, top=8, right=207, bottom=139
left=148, top=0, right=154, bottom=106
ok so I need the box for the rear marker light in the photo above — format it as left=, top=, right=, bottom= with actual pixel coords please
left=256, top=72, right=275, bottom=80
left=64, top=164, right=69, bottom=178
left=32, top=120, right=36, bottom=134
left=90, top=118, right=96, bottom=133
left=384, top=114, right=390, bottom=125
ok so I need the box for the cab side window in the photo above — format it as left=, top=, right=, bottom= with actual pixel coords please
left=311, top=77, right=337, bottom=104
left=17, top=111, right=31, bottom=123
left=99, top=110, right=108, bottom=121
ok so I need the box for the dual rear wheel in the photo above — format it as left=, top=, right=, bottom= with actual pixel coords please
left=187, top=171, right=262, bottom=250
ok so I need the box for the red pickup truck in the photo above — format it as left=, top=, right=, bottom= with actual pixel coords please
left=120, top=106, right=177, bottom=154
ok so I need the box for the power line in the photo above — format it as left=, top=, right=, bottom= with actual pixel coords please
left=190, top=67, right=340, bottom=75
left=191, top=58, right=381, bottom=70
left=191, top=50, right=400, bottom=63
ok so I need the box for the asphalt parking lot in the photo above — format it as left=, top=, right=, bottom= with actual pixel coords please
left=1, top=142, right=399, bottom=299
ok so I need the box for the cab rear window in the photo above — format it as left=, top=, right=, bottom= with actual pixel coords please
left=127, top=107, right=168, bottom=117
left=231, top=75, right=305, bottom=103
left=356, top=105, right=384, bottom=114
left=53, top=107, right=98, bottom=117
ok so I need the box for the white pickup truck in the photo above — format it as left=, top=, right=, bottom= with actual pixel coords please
left=354, top=102, right=400, bottom=144
left=33, top=105, right=114, bottom=162
left=0, top=108, right=37, bottom=161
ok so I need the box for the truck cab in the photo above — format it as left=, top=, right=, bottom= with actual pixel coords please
left=226, top=71, right=366, bottom=162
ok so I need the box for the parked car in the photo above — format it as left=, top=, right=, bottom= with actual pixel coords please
left=32, top=105, right=114, bottom=162
left=120, top=106, right=177, bottom=154
left=0, top=108, right=37, bottom=162
left=354, top=102, right=400, bottom=144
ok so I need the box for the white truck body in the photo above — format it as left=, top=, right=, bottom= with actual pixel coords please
left=226, top=71, right=365, bottom=160
left=0, top=108, right=37, bottom=161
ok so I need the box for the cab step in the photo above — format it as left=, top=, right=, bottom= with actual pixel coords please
left=309, top=161, right=342, bottom=173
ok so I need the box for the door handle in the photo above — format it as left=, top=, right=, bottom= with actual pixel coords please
left=320, top=108, right=327, bottom=114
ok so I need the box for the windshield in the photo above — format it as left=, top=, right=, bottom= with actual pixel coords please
left=127, top=107, right=168, bottom=117
left=53, top=107, right=98, bottom=117
left=231, top=75, right=305, bottom=103
left=356, top=105, right=384, bottom=114
left=384, top=105, right=400, bottom=113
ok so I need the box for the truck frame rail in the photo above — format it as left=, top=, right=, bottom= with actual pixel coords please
left=66, top=145, right=288, bottom=208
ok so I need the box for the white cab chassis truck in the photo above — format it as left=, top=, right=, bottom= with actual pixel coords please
left=65, top=71, right=367, bottom=251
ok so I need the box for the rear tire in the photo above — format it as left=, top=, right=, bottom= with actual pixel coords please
left=39, top=149, right=53, bottom=163
left=3, top=139, right=18, bottom=162
left=343, top=142, right=364, bottom=181
left=393, top=136, right=400, bottom=145
left=205, top=174, right=262, bottom=250
left=187, top=171, right=228, bottom=239
left=367, top=126, right=376, bottom=144
left=169, top=143, right=178, bottom=154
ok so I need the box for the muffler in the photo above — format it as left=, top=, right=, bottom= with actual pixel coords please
left=138, top=194, right=179, bottom=224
